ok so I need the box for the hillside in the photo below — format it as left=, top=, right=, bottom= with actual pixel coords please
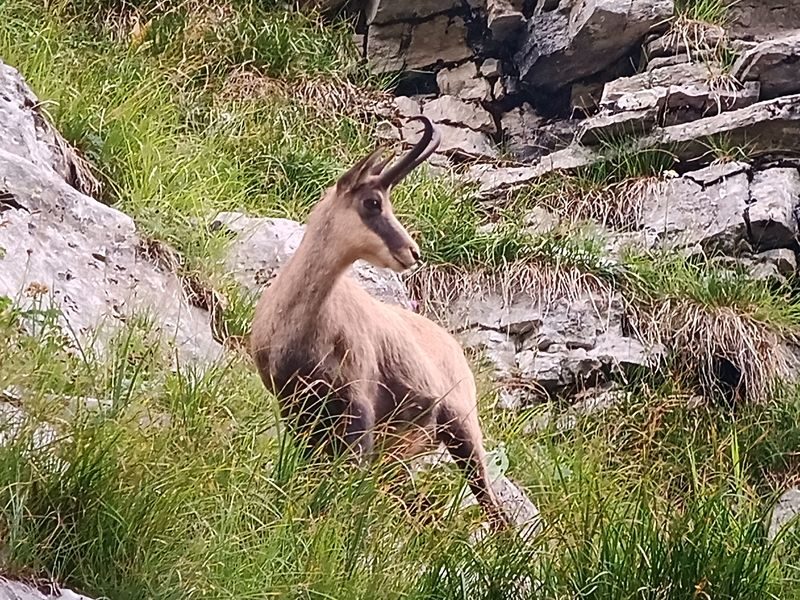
left=0, top=0, right=799, bottom=598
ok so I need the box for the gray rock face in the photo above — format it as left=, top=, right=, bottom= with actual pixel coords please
left=641, top=162, right=751, bottom=253
left=515, top=0, right=674, bottom=92
left=436, top=63, right=492, bottom=101
left=422, top=95, right=496, bottom=134
left=769, top=488, right=800, bottom=540
left=0, top=60, right=99, bottom=198
left=0, top=64, right=222, bottom=366
left=451, top=288, right=659, bottom=398
left=579, top=62, right=761, bottom=143
left=367, top=16, right=472, bottom=74
left=365, top=0, right=465, bottom=24
left=734, top=32, right=800, bottom=99
left=210, top=212, right=413, bottom=310
left=0, top=578, right=95, bottom=600
left=487, top=0, right=526, bottom=42
left=727, top=0, right=800, bottom=42
left=642, top=94, right=800, bottom=162
left=746, top=168, right=800, bottom=251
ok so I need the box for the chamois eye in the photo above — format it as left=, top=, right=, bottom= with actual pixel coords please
left=363, top=197, right=381, bottom=212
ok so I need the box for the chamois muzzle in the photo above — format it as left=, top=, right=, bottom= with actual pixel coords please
left=379, top=116, right=441, bottom=187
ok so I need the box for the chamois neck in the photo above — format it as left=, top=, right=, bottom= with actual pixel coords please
left=273, top=206, right=351, bottom=319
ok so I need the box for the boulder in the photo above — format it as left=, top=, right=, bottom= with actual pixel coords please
left=445, top=287, right=658, bottom=395
left=366, top=16, right=472, bottom=75
left=436, top=63, right=492, bottom=101
left=515, top=0, right=674, bottom=92
left=733, top=32, right=800, bottom=100
left=209, top=212, right=413, bottom=309
left=587, top=62, right=761, bottom=136
left=487, top=0, right=526, bottom=42
left=745, top=168, right=800, bottom=251
left=641, top=162, right=751, bottom=253
left=502, top=105, right=578, bottom=161
left=641, top=94, right=800, bottom=163
left=403, top=118, right=497, bottom=159
left=365, top=0, right=465, bottom=24
left=769, top=488, right=800, bottom=540
left=726, top=0, right=800, bottom=42
left=0, top=64, right=222, bottom=366
left=480, top=58, right=502, bottom=78
left=0, top=60, right=99, bottom=198
left=0, top=578, right=95, bottom=600
left=422, top=95, right=496, bottom=133
left=578, top=107, right=660, bottom=144
left=600, top=63, right=710, bottom=112
left=465, top=145, right=599, bottom=198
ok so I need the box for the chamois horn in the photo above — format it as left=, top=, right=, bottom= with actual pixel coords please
left=379, top=115, right=441, bottom=186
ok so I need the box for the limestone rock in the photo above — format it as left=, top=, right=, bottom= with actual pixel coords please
left=466, top=146, right=599, bottom=198
left=756, top=248, right=797, bottom=277
left=600, top=63, right=710, bottom=112
left=571, top=82, right=604, bottom=116
left=365, top=0, right=466, bottom=24
left=746, top=168, right=800, bottom=251
left=644, top=24, right=725, bottom=59
left=459, top=329, right=517, bottom=377
left=480, top=58, right=502, bottom=78
left=445, top=289, right=658, bottom=394
left=436, top=63, right=491, bottom=101
left=641, top=162, right=751, bottom=253
left=769, top=488, right=800, bottom=540
left=367, top=16, right=472, bottom=75
left=515, top=0, right=674, bottom=92
left=641, top=94, right=800, bottom=163
left=209, top=212, right=413, bottom=309
left=502, top=106, right=578, bottom=161
left=0, top=60, right=99, bottom=198
left=403, top=118, right=497, bottom=159
left=0, top=578, right=96, bottom=600
left=0, top=64, right=222, bottom=365
left=422, top=95, right=496, bottom=133
left=578, top=107, right=660, bottom=144
left=733, top=32, right=800, bottom=99
left=487, top=0, right=525, bottom=42
left=590, top=62, right=760, bottom=134
left=727, top=0, right=800, bottom=42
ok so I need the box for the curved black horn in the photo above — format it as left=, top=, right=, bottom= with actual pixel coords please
left=380, top=115, right=441, bottom=186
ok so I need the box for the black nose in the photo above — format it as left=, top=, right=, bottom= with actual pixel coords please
left=410, top=248, right=420, bottom=262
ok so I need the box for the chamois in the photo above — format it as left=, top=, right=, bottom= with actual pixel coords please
left=250, top=116, right=507, bottom=528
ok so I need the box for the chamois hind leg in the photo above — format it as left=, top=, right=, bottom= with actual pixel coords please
left=437, top=403, right=508, bottom=531
left=338, top=389, right=376, bottom=466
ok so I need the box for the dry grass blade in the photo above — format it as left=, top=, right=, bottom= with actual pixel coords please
left=534, top=176, right=658, bottom=231
left=218, top=69, right=393, bottom=123
left=639, top=300, right=800, bottom=402
left=404, top=262, right=611, bottom=325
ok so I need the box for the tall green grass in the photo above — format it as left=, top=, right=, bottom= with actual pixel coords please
left=1, top=297, right=799, bottom=599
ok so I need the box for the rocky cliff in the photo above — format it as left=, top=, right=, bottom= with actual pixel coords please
left=2, top=0, right=800, bottom=408
left=345, top=0, right=800, bottom=405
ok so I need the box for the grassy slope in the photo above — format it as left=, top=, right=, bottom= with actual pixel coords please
left=0, top=1, right=799, bottom=599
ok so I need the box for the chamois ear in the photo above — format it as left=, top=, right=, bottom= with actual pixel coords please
left=336, top=146, right=386, bottom=193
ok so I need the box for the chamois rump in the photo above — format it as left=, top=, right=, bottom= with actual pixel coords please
left=250, top=116, right=507, bottom=528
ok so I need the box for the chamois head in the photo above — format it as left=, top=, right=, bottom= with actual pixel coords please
left=314, top=116, right=440, bottom=273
